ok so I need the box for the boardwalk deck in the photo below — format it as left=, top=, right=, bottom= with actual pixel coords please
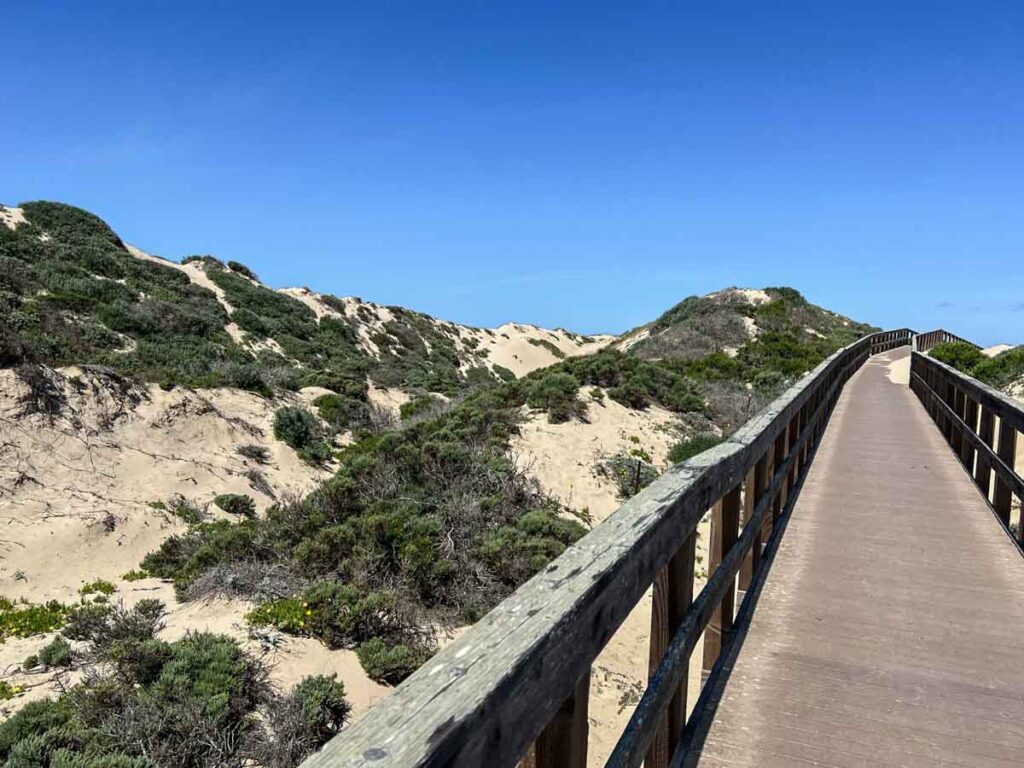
left=694, top=347, right=1024, bottom=767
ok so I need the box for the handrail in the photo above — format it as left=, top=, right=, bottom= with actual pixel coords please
left=910, top=352, right=1022, bottom=545
left=914, top=328, right=979, bottom=353
left=302, top=328, right=914, bottom=768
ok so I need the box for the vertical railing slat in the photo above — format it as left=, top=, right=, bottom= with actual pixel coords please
left=701, top=485, right=741, bottom=683
left=646, top=534, right=696, bottom=768
left=535, top=672, right=590, bottom=768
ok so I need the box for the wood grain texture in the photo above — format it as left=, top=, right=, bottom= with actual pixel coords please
left=299, top=331, right=910, bottom=768
left=694, top=348, right=1024, bottom=768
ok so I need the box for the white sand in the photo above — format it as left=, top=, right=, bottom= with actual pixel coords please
left=0, top=206, right=27, bottom=230
left=0, top=366, right=330, bottom=602
left=983, top=344, right=1013, bottom=358
left=280, top=287, right=613, bottom=378
left=126, top=245, right=248, bottom=343
left=707, top=287, right=771, bottom=306
left=512, top=394, right=712, bottom=764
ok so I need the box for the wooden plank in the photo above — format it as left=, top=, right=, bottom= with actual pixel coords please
left=535, top=672, right=589, bottom=768
left=961, top=396, right=978, bottom=470
left=647, top=535, right=697, bottom=768
left=702, top=485, right=741, bottom=683
left=737, top=466, right=757, bottom=596
left=915, top=353, right=1024, bottom=434
left=300, top=331, right=898, bottom=768
left=976, top=406, right=995, bottom=500
left=608, top=389, right=836, bottom=768
left=993, top=419, right=1017, bottom=528
left=695, top=346, right=1024, bottom=768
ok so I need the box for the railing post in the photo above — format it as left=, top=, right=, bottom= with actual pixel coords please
left=702, top=485, right=741, bottom=684
left=993, top=419, right=1018, bottom=530
left=646, top=533, right=696, bottom=768
left=534, top=672, right=590, bottom=768
left=771, top=429, right=787, bottom=523
left=952, top=388, right=965, bottom=456
left=962, top=396, right=979, bottom=471
left=975, top=407, right=995, bottom=500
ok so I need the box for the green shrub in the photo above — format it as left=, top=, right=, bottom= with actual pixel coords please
left=314, top=391, right=370, bottom=432
left=0, top=597, right=68, bottom=641
left=226, top=260, right=258, bottom=281
left=213, top=493, right=256, bottom=518
left=0, top=681, right=23, bottom=701
left=121, top=570, right=149, bottom=582
left=274, top=407, right=319, bottom=448
left=930, top=341, right=985, bottom=373
left=247, top=597, right=307, bottom=634
left=39, top=636, right=72, bottom=668
left=80, top=580, right=116, bottom=597
left=527, top=372, right=583, bottom=423
left=599, top=453, right=660, bottom=499
left=668, top=433, right=723, bottom=464
left=356, top=638, right=428, bottom=685
left=274, top=406, right=333, bottom=464
left=259, top=675, right=351, bottom=767
left=492, top=364, right=516, bottom=382
left=399, top=393, right=445, bottom=421
left=290, top=674, right=351, bottom=741
left=22, top=654, right=38, bottom=672
left=527, top=337, right=566, bottom=359
left=169, top=497, right=205, bottom=525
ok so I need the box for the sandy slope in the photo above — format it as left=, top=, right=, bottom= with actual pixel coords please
left=513, top=395, right=711, bottom=764
left=280, top=287, right=614, bottom=378
left=0, top=366, right=329, bottom=602
left=983, top=344, right=1014, bottom=358
left=0, top=366, right=402, bottom=717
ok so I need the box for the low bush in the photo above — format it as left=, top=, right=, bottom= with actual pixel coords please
left=274, top=406, right=333, bottom=465
left=668, top=433, right=723, bottom=464
left=932, top=342, right=1024, bottom=391
left=399, top=393, right=446, bottom=421
left=356, top=638, right=428, bottom=685
left=238, top=443, right=271, bottom=463
left=226, top=260, right=259, bottom=281
left=0, top=597, right=68, bottom=641
left=0, top=681, right=22, bottom=701
left=214, top=493, right=257, bottom=518
left=527, top=371, right=584, bottom=423
left=257, top=674, right=351, bottom=768
left=38, top=636, right=72, bottom=668
left=0, top=595, right=348, bottom=767
left=929, top=341, right=984, bottom=372
left=599, top=453, right=660, bottom=499
left=80, top=579, right=116, bottom=597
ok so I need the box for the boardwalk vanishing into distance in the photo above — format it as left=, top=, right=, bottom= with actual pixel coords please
left=305, top=331, right=1024, bottom=768
left=693, top=347, right=1024, bottom=767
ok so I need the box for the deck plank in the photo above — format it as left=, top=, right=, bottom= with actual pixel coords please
left=694, top=347, right=1024, bottom=767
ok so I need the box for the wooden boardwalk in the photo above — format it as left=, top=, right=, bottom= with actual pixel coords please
left=694, top=347, right=1024, bottom=767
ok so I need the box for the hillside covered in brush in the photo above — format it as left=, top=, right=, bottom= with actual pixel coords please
left=0, top=201, right=608, bottom=426
left=0, top=201, right=879, bottom=766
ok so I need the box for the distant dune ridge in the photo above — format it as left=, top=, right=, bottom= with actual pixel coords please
left=3, top=200, right=962, bottom=765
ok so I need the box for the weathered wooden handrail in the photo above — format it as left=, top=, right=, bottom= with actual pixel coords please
left=302, top=328, right=914, bottom=768
left=910, top=352, right=1022, bottom=545
left=914, top=328, right=979, bottom=353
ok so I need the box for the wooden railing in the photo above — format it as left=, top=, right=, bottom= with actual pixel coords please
left=911, top=352, right=1022, bottom=546
left=914, top=328, right=979, bottom=353
left=302, top=329, right=914, bottom=768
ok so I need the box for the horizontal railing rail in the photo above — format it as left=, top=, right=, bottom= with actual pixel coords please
left=910, top=352, right=1022, bottom=546
left=914, top=328, right=979, bottom=353
left=303, top=329, right=914, bottom=768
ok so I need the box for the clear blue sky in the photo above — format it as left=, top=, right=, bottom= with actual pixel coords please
left=4, top=2, right=1022, bottom=344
